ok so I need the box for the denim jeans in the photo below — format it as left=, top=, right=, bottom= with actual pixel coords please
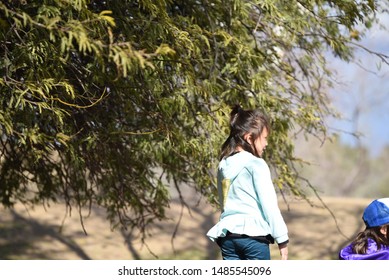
left=218, top=236, right=270, bottom=260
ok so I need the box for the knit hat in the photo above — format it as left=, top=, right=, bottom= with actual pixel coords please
left=362, top=198, right=389, bottom=228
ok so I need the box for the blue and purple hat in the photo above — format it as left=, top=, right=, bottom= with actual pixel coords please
left=363, top=198, right=389, bottom=228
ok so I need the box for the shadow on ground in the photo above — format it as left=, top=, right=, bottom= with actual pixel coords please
left=0, top=210, right=90, bottom=259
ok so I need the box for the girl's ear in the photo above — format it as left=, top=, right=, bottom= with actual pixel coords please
left=380, top=226, right=387, bottom=235
left=243, top=133, right=252, bottom=144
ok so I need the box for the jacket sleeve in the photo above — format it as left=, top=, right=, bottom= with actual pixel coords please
left=251, top=159, right=289, bottom=244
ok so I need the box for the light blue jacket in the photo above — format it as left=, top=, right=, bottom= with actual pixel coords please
left=207, top=151, right=289, bottom=244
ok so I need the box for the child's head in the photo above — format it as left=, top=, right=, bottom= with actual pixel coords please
left=220, top=105, right=270, bottom=159
left=363, top=198, right=389, bottom=229
left=352, top=198, right=389, bottom=254
left=362, top=198, right=389, bottom=243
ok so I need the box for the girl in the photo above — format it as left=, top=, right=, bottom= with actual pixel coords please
left=207, top=105, right=289, bottom=260
left=339, top=198, right=389, bottom=260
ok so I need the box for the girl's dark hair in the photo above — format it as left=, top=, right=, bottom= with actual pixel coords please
left=219, top=104, right=270, bottom=160
left=352, top=224, right=389, bottom=254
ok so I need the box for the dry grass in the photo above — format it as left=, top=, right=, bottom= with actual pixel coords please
left=0, top=196, right=371, bottom=260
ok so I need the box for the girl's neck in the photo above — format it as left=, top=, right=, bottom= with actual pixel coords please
left=235, top=146, right=244, bottom=152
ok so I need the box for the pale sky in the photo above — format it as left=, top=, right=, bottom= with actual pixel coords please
left=328, top=12, right=389, bottom=157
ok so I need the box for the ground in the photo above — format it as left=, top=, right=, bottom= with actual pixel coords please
left=0, top=196, right=370, bottom=260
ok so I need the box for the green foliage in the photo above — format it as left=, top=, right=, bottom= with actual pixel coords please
left=0, top=0, right=388, bottom=235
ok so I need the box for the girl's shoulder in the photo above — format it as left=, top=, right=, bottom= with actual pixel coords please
left=221, top=151, right=269, bottom=171
left=243, top=153, right=269, bottom=170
